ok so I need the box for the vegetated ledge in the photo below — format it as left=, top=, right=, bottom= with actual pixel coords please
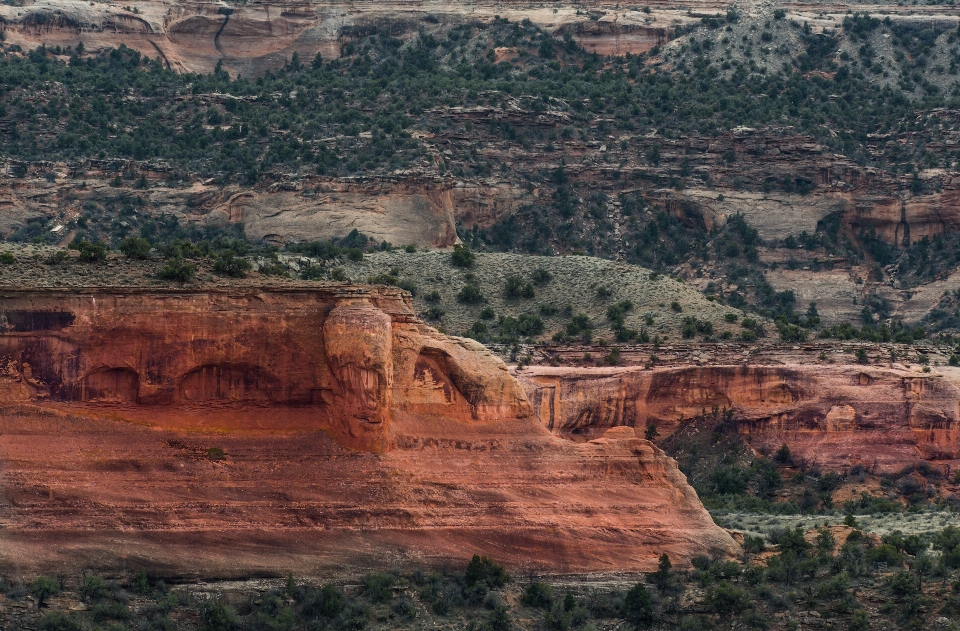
left=0, top=282, right=739, bottom=579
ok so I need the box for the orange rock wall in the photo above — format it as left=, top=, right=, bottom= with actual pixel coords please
left=517, top=365, right=960, bottom=472
left=0, top=287, right=739, bottom=576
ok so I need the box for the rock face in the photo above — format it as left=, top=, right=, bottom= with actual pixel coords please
left=516, top=364, right=960, bottom=473
left=0, top=286, right=738, bottom=576
left=0, top=2, right=675, bottom=76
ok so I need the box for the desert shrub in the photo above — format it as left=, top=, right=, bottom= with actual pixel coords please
left=0, top=251, right=14, bottom=264
left=622, top=583, right=654, bottom=628
left=603, top=347, right=621, bottom=365
left=606, top=299, right=634, bottom=325
left=361, top=573, right=394, bottom=603
left=457, top=283, right=486, bottom=304
left=650, top=553, right=672, bottom=589
left=135, top=569, right=152, bottom=595
left=934, top=525, right=960, bottom=568
left=532, top=268, right=553, bottom=285
left=82, top=575, right=109, bottom=601
left=815, top=572, right=850, bottom=601
left=774, top=444, right=791, bottom=464
left=466, top=321, right=489, bottom=342
left=815, top=528, right=836, bottom=556
left=157, top=257, right=197, bottom=282
left=769, top=527, right=811, bottom=557
left=882, top=530, right=926, bottom=556
left=213, top=250, right=252, bottom=277
left=544, top=598, right=588, bottom=630
left=298, top=584, right=346, bottom=619
left=392, top=594, right=415, bottom=619
left=289, top=241, right=342, bottom=260
left=76, top=240, right=108, bottom=262
left=887, top=570, right=919, bottom=597
left=451, top=244, right=475, bottom=268
left=91, top=601, right=131, bottom=622
left=706, top=580, right=749, bottom=614
left=740, top=610, right=768, bottom=630
left=119, top=236, right=151, bottom=259
left=842, top=492, right=902, bottom=515
left=505, top=274, right=534, bottom=298
left=778, top=323, right=807, bottom=342
left=499, top=314, right=544, bottom=339
left=200, top=600, right=238, bottom=631
left=38, top=612, right=79, bottom=631
left=522, top=582, right=554, bottom=608
left=848, top=609, right=869, bottom=631
left=32, top=576, right=60, bottom=608
left=566, top=313, right=592, bottom=337
left=300, top=264, right=325, bottom=280
left=867, top=544, right=904, bottom=567
left=486, top=603, right=511, bottom=631
left=258, top=259, right=289, bottom=277
left=710, top=466, right=751, bottom=495
left=465, top=555, right=509, bottom=589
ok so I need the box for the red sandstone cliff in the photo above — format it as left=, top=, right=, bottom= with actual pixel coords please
left=516, top=364, right=960, bottom=473
left=0, top=286, right=738, bottom=576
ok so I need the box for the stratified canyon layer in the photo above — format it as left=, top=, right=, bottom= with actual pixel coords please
left=516, top=362, right=960, bottom=474
left=0, top=0, right=675, bottom=76
left=0, top=285, right=738, bottom=577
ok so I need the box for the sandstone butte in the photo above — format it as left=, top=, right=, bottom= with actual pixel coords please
left=0, top=286, right=739, bottom=578
left=515, top=364, right=960, bottom=475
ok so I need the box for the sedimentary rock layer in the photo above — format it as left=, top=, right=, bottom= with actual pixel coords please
left=0, top=286, right=737, bottom=576
left=516, top=364, right=960, bottom=473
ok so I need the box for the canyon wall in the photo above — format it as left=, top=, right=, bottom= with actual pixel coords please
left=0, top=286, right=738, bottom=576
left=7, top=126, right=957, bottom=252
left=0, top=1, right=671, bottom=77
left=628, top=129, right=960, bottom=250
left=0, top=170, right=527, bottom=249
left=516, top=364, right=960, bottom=473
